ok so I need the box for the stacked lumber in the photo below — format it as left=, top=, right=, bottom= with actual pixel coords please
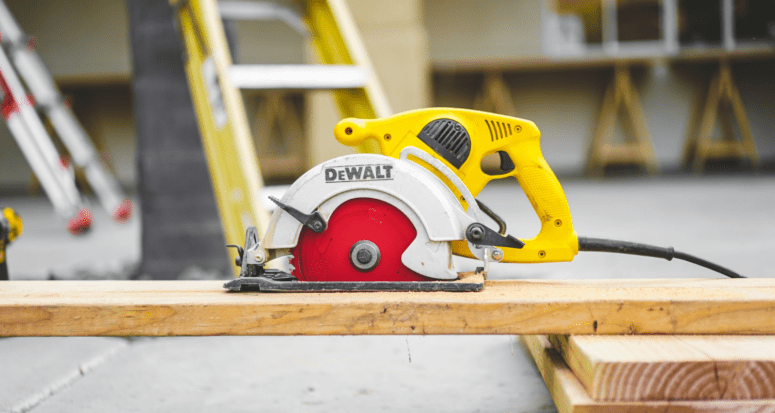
left=523, top=335, right=775, bottom=413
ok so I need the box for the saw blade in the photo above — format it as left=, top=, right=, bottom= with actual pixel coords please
left=289, top=197, right=431, bottom=282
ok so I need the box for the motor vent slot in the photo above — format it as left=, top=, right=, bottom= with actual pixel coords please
left=485, top=119, right=514, bottom=141
left=417, top=119, right=471, bottom=169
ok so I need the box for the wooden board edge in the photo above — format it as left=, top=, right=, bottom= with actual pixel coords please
left=520, top=335, right=775, bottom=413
left=547, top=335, right=598, bottom=400
left=548, top=335, right=775, bottom=401
left=521, top=335, right=593, bottom=413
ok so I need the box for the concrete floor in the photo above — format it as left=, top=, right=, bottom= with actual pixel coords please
left=2, top=174, right=773, bottom=412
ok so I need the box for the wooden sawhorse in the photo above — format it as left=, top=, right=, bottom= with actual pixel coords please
left=683, top=60, right=759, bottom=173
left=586, top=64, right=659, bottom=176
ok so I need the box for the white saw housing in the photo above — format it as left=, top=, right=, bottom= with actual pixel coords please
left=261, top=151, right=483, bottom=280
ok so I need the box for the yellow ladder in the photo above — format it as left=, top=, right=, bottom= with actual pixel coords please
left=170, top=0, right=391, bottom=271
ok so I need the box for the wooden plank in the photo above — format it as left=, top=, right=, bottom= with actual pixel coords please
left=705, top=141, right=745, bottom=158
left=599, top=145, right=653, bottom=162
left=432, top=47, right=775, bottom=73
left=1, top=279, right=775, bottom=337
left=521, top=335, right=775, bottom=413
left=434, top=54, right=654, bottom=73
left=548, top=335, right=775, bottom=401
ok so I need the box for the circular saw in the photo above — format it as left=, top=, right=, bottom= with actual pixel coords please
left=225, top=108, right=744, bottom=292
left=225, top=146, right=523, bottom=292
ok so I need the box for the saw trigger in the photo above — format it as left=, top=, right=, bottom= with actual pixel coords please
left=497, top=151, right=515, bottom=172
left=268, top=196, right=327, bottom=233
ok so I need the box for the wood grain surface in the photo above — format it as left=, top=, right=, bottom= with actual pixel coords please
left=548, top=335, right=775, bottom=402
left=521, top=335, right=775, bottom=413
left=1, top=279, right=775, bottom=336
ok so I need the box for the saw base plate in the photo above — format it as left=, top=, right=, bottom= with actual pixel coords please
left=224, top=273, right=484, bottom=292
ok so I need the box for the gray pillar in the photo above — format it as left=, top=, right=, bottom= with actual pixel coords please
left=127, top=0, right=231, bottom=279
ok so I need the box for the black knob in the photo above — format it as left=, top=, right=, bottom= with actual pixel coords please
left=467, top=224, right=485, bottom=241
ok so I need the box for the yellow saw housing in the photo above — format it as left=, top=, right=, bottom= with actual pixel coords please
left=334, top=108, right=578, bottom=264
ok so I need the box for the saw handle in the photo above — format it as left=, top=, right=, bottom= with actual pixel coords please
left=335, top=109, right=579, bottom=263
left=463, top=124, right=577, bottom=263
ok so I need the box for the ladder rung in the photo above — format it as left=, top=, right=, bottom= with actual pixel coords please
left=217, top=1, right=306, bottom=35
left=229, top=64, right=367, bottom=90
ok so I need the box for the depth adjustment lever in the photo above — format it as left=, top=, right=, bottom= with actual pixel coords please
left=466, top=223, right=524, bottom=249
left=268, top=196, right=328, bottom=233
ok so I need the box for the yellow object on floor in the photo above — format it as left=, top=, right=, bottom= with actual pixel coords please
left=1, top=207, right=22, bottom=279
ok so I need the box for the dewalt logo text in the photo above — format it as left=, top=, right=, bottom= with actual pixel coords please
left=324, top=164, right=394, bottom=183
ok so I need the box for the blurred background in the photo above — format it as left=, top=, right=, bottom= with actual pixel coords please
left=1, top=0, right=774, bottom=188
left=1, top=0, right=774, bottom=280
left=0, top=0, right=774, bottom=411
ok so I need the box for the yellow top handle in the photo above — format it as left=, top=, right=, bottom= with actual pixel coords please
left=334, top=108, right=578, bottom=263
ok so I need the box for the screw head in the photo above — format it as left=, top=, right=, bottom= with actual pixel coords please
left=350, top=240, right=380, bottom=271
left=467, top=224, right=485, bottom=241
left=312, top=220, right=323, bottom=231
left=491, top=249, right=504, bottom=261
left=356, top=249, right=372, bottom=264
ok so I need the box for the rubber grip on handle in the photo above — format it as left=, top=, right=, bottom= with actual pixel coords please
left=499, top=147, right=577, bottom=263
left=517, top=164, right=572, bottom=228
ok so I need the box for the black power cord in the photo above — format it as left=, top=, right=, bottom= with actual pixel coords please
left=578, top=236, right=746, bottom=279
